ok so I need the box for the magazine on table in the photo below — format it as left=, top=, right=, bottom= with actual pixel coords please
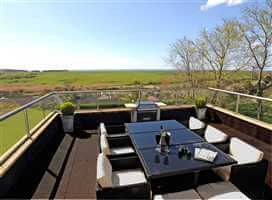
left=194, top=148, right=218, bottom=162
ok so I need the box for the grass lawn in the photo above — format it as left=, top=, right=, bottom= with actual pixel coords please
left=0, top=108, right=48, bottom=156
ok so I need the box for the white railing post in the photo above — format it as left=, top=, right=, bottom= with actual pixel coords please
left=235, top=94, right=240, bottom=113
left=138, top=89, right=141, bottom=101
left=75, top=95, right=80, bottom=110
left=257, top=99, right=262, bottom=120
left=175, top=90, right=178, bottom=105
left=96, top=92, right=99, bottom=110
left=42, top=106, right=46, bottom=118
left=24, top=110, right=31, bottom=137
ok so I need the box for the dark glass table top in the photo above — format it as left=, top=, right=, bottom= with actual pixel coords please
left=138, top=142, right=237, bottom=179
left=130, top=129, right=205, bottom=149
left=125, top=120, right=186, bottom=134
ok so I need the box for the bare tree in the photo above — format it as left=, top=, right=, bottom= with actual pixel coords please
left=197, top=19, right=246, bottom=88
left=168, top=37, right=201, bottom=94
left=239, top=0, right=272, bottom=97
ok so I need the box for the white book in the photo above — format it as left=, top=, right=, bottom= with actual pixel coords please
left=194, top=148, right=218, bottom=162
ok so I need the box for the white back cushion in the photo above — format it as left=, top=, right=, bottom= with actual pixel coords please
left=97, top=153, right=112, bottom=188
left=189, top=117, right=206, bottom=130
left=230, top=137, right=263, bottom=164
left=204, top=125, right=228, bottom=143
left=100, top=123, right=108, bottom=135
left=100, top=134, right=111, bottom=155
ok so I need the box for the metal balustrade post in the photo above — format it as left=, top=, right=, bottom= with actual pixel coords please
left=24, top=110, right=31, bottom=137
left=257, top=99, right=262, bottom=120
left=235, top=94, right=240, bottom=113
left=42, top=105, right=46, bottom=118
left=75, top=95, right=80, bottom=110
left=96, top=92, right=99, bottom=110
left=175, top=91, right=178, bottom=105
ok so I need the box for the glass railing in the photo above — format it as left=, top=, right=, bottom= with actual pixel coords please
left=0, top=93, right=59, bottom=162
left=208, top=88, right=272, bottom=124
left=262, top=100, right=272, bottom=124
left=1, top=87, right=271, bottom=163
left=0, top=111, right=27, bottom=156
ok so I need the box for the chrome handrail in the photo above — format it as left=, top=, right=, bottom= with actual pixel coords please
left=208, top=87, right=272, bottom=119
left=0, top=92, right=56, bottom=121
left=0, top=88, right=161, bottom=121
left=208, top=88, right=272, bottom=102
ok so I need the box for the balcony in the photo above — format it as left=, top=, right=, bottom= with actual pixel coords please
left=0, top=88, right=271, bottom=199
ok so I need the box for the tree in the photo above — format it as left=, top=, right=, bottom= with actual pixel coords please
left=168, top=37, right=202, bottom=94
left=239, top=0, right=272, bottom=97
left=197, top=19, right=246, bottom=88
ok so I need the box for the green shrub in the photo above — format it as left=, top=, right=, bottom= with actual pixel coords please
left=194, top=96, right=207, bottom=109
left=57, top=102, right=75, bottom=115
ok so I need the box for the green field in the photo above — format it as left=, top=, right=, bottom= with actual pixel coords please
left=0, top=108, right=48, bottom=155
left=0, top=71, right=262, bottom=89
left=0, top=71, right=176, bottom=86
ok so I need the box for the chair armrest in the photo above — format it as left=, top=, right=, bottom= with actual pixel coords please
left=96, top=182, right=150, bottom=199
left=106, top=125, right=126, bottom=134
left=193, top=128, right=205, bottom=137
left=230, top=159, right=268, bottom=199
left=213, top=139, right=230, bottom=153
left=107, top=136, right=132, bottom=148
left=109, top=156, right=142, bottom=171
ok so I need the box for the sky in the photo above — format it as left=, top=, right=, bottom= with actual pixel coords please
left=0, top=0, right=266, bottom=71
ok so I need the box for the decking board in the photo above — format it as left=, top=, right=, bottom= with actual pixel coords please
left=6, top=131, right=99, bottom=199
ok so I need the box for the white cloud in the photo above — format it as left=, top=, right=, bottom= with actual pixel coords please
left=201, top=0, right=246, bottom=11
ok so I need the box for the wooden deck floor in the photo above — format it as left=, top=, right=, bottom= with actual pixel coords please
left=6, top=130, right=99, bottom=199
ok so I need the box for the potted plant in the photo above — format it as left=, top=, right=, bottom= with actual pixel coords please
left=57, top=102, right=75, bottom=133
left=194, top=96, right=207, bottom=120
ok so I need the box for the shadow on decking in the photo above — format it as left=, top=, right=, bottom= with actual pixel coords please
left=6, top=130, right=98, bottom=199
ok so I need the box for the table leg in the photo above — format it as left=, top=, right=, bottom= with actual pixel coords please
left=194, top=171, right=200, bottom=187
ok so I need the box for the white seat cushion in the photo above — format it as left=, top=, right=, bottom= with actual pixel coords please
left=111, top=146, right=135, bottom=155
left=100, top=123, right=108, bottom=135
left=197, top=181, right=250, bottom=199
left=96, top=153, right=112, bottom=188
left=112, top=169, right=146, bottom=187
left=154, top=189, right=201, bottom=200
left=189, top=117, right=206, bottom=130
left=214, top=139, right=264, bottom=181
left=204, top=125, right=228, bottom=143
left=100, top=134, right=111, bottom=155
left=230, top=137, right=263, bottom=164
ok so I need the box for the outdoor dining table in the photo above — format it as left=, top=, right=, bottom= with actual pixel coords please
left=125, top=120, right=237, bottom=191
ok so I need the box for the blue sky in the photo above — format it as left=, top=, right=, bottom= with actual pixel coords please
left=0, top=0, right=263, bottom=70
